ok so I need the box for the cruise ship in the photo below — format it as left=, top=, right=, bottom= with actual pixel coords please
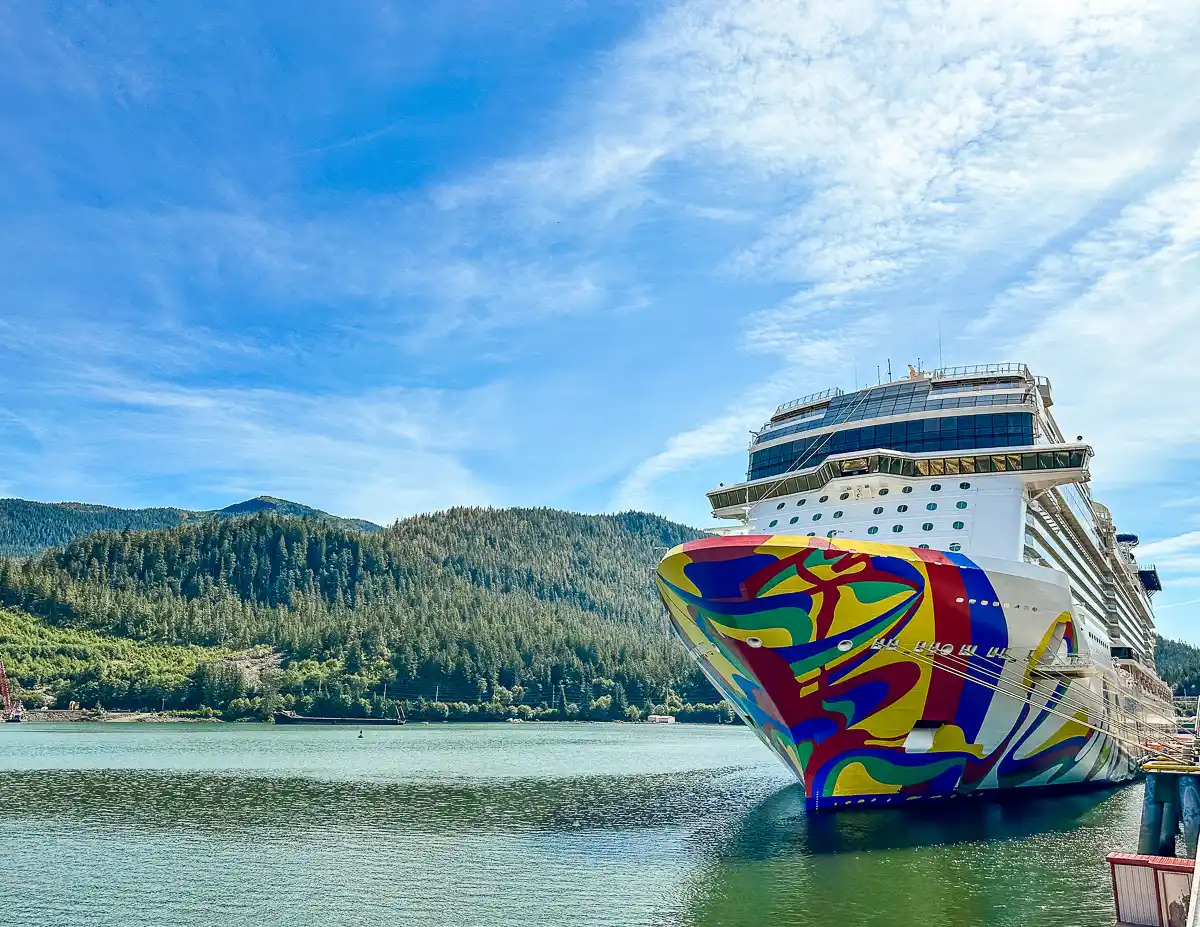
left=656, top=363, right=1174, bottom=811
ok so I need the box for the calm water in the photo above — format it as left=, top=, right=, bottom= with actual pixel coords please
left=1, top=723, right=1138, bottom=927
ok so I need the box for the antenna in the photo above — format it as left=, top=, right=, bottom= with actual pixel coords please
left=887, top=359, right=892, bottom=380
left=876, top=365, right=881, bottom=385
left=854, top=362, right=858, bottom=390
left=938, top=317, right=944, bottom=370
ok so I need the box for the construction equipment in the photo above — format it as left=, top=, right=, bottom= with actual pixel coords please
left=0, top=659, right=22, bottom=722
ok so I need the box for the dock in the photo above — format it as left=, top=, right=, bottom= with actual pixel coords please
left=1108, top=699, right=1200, bottom=927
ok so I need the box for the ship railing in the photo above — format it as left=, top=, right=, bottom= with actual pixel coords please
left=774, top=387, right=843, bottom=416
left=930, top=362, right=1031, bottom=380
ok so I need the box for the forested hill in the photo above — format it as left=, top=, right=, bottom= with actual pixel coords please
left=0, top=495, right=382, bottom=557
left=1156, top=637, right=1200, bottom=696
left=0, top=507, right=711, bottom=720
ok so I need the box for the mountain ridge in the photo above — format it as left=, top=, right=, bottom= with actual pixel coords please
left=0, top=494, right=382, bottom=557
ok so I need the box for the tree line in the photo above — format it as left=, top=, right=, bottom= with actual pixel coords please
left=0, top=507, right=734, bottom=721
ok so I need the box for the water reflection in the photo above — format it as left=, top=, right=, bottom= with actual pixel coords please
left=686, top=784, right=1141, bottom=927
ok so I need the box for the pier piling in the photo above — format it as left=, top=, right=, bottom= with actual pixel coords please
left=1141, top=773, right=1166, bottom=856
left=1181, top=776, right=1200, bottom=860
left=1159, top=774, right=1182, bottom=857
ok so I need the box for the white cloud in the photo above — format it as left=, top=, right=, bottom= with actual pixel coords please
left=6, top=372, right=498, bottom=524
left=580, top=0, right=1200, bottom=510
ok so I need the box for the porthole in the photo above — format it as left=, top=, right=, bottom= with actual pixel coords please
left=931, top=483, right=942, bottom=492
left=868, top=526, right=879, bottom=535
left=790, top=516, right=799, bottom=524
left=839, top=492, right=850, bottom=500
left=813, top=513, right=822, bottom=521
left=956, top=501, right=967, bottom=509
left=892, top=525, right=903, bottom=533
left=953, top=521, right=965, bottom=530
left=873, top=506, right=883, bottom=514
left=922, top=522, right=933, bottom=531
left=959, top=482, right=971, bottom=490
left=769, top=520, right=778, bottom=527
left=897, top=504, right=908, bottom=513
left=819, top=495, right=829, bottom=503
left=777, top=502, right=785, bottom=510
left=826, top=530, right=837, bottom=538
left=807, top=532, right=816, bottom=537
left=901, top=486, right=913, bottom=494
left=926, top=503, right=937, bottom=511
left=878, top=488, right=890, bottom=496
left=833, top=511, right=844, bottom=519
left=919, top=544, right=930, bottom=549
left=797, top=499, right=806, bottom=506
left=955, top=597, right=964, bottom=603
left=949, top=543, right=961, bottom=552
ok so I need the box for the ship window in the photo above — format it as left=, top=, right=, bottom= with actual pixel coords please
left=959, top=481, right=971, bottom=490
left=868, top=526, right=879, bottom=535
left=878, top=488, right=889, bottom=496
left=922, top=522, right=933, bottom=531
left=949, top=543, right=961, bottom=552
left=839, top=492, right=849, bottom=500
left=931, top=483, right=942, bottom=491
left=897, top=504, right=908, bottom=513
left=892, top=525, right=904, bottom=533
left=873, top=506, right=883, bottom=514
left=769, top=520, right=778, bottom=527
left=789, top=516, right=799, bottom=524
left=926, top=503, right=937, bottom=511
left=777, top=502, right=785, bottom=510
left=953, top=521, right=965, bottom=530
left=797, top=499, right=806, bottom=506
left=812, top=513, right=822, bottom=521
left=819, top=495, right=829, bottom=502
left=902, top=486, right=913, bottom=494
left=956, top=501, right=967, bottom=509
left=919, top=544, right=930, bottom=549
left=833, top=511, right=844, bottom=519
left=807, top=532, right=816, bottom=537
left=826, top=530, right=837, bottom=538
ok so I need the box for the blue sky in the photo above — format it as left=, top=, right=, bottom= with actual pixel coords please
left=3, top=2, right=1200, bottom=638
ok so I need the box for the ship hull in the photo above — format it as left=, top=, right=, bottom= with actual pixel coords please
left=657, top=534, right=1140, bottom=811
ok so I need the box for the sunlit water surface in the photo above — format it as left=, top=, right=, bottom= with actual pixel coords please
left=1, top=723, right=1138, bottom=926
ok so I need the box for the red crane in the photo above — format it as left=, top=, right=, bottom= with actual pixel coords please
left=0, top=659, right=20, bottom=721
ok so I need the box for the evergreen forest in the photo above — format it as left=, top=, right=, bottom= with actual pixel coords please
left=0, top=507, right=733, bottom=722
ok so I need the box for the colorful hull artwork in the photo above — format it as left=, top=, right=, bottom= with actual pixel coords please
left=656, top=535, right=1138, bottom=811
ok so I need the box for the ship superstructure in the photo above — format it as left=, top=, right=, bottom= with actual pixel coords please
left=657, top=363, right=1172, bottom=810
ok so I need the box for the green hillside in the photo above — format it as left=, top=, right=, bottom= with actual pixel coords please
left=1156, top=637, right=1200, bottom=697
left=0, top=495, right=382, bottom=557
left=0, top=507, right=716, bottom=721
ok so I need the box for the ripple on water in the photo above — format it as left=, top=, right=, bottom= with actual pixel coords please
left=0, top=724, right=1142, bottom=927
